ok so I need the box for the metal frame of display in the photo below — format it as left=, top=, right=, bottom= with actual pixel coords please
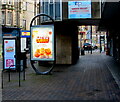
left=30, top=13, right=55, bottom=75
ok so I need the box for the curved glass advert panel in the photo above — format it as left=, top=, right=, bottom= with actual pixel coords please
left=31, top=25, right=54, bottom=61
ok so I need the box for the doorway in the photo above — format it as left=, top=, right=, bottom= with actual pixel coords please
left=78, top=25, right=107, bottom=56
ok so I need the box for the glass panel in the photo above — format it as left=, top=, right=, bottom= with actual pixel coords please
left=44, top=1, right=49, bottom=20
left=7, top=11, right=12, bottom=24
left=55, top=1, right=60, bottom=20
left=2, top=0, right=7, bottom=4
left=49, top=3, right=54, bottom=18
left=8, top=0, right=12, bottom=5
left=2, top=11, right=5, bottom=24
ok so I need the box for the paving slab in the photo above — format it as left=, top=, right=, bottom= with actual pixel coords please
left=1, top=52, right=120, bottom=101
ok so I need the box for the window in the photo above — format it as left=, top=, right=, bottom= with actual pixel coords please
left=49, top=3, right=54, bottom=18
left=14, top=11, right=17, bottom=25
left=44, top=1, right=49, bottom=20
left=7, top=11, right=12, bottom=24
left=55, top=1, right=60, bottom=20
left=8, top=0, right=12, bottom=5
left=22, top=19, right=26, bottom=29
left=2, top=11, right=5, bottom=24
left=22, top=2, right=27, bottom=10
left=2, top=0, right=7, bottom=4
left=41, top=0, right=62, bottom=21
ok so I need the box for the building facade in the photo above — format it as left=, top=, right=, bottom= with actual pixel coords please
left=39, top=0, right=102, bottom=64
left=99, top=0, right=120, bottom=63
left=40, top=0, right=101, bottom=22
left=1, top=0, right=36, bottom=30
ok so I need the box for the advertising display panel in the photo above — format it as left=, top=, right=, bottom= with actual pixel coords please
left=31, top=25, right=54, bottom=61
left=4, top=39, right=16, bottom=69
left=68, top=0, right=91, bottom=19
left=21, top=30, right=30, bottom=38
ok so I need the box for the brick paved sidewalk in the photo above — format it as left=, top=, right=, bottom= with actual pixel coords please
left=2, top=53, right=120, bottom=101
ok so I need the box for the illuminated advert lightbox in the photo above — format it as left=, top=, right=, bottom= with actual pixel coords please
left=31, top=25, right=54, bottom=61
left=4, top=39, right=16, bottom=69
left=68, top=0, right=91, bottom=19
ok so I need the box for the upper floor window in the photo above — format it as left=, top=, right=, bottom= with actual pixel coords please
left=44, top=1, right=49, bottom=21
left=7, top=11, right=12, bottom=24
left=49, top=0, right=54, bottom=3
left=55, top=0, right=61, bottom=20
left=49, top=2, right=54, bottom=18
left=22, top=2, right=27, bottom=11
left=2, top=0, right=7, bottom=4
left=41, top=0, right=62, bottom=21
left=8, top=0, right=13, bottom=5
left=2, top=11, right=5, bottom=24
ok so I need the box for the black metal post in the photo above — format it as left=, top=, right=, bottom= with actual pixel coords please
left=106, top=30, right=109, bottom=50
left=23, top=60, right=26, bottom=80
left=8, top=67, right=11, bottom=82
left=91, top=25, right=92, bottom=54
left=100, top=32, right=101, bottom=53
left=104, top=35, right=105, bottom=52
left=2, top=70, right=4, bottom=89
left=88, top=47, right=89, bottom=53
left=19, top=67, right=21, bottom=87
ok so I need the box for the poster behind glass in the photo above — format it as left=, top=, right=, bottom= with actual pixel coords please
left=4, top=39, right=16, bottom=69
left=31, top=25, right=54, bottom=61
left=68, top=0, right=91, bottom=19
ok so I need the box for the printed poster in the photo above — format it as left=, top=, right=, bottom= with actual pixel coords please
left=31, top=25, right=54, bottom=61
left=4, top=40, right=16, bottom=69
left=68, top=0, right=91, bottom=18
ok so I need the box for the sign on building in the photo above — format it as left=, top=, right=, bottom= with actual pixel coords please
left=68, top=0, right=91, bottom=19
left=21, top=30, right=30, bottom=38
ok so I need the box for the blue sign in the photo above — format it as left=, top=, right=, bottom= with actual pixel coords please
left=21, top=30, right=30, bottom=38
left=68, top=0, right=91, bottom=19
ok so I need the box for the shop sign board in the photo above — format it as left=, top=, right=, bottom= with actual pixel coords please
left=68, top=0, right=91, bottom=19
left=21, top=30, right=30, bottom=38
left=4, top=39, right=16, bottom=69
left=31, top=25, right=54, bottom=61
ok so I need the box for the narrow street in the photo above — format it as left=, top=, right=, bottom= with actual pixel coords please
left=2, top=52, right=120, bottom=101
